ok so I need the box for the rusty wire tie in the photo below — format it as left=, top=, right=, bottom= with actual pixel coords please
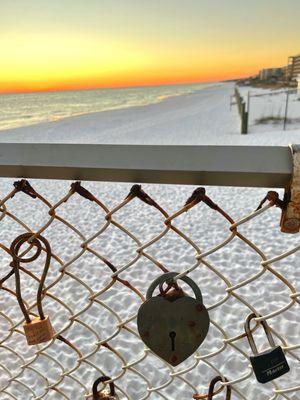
left=126, top=184, right=168, bottom=216
left=13, top=179, right=38, bottom=199
left=193, top=376, right=231, bottom=399
left=256, top=145, right=300, bottom=234
left=256, top=191, right=286, bottom=212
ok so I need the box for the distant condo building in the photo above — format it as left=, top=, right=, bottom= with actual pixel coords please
left=257, top=53, right=300, bottom=83
left=242, top=52, right=300, bottom=85
left=286, top=54, right=300, bottom=80
left=259, top=67, right=283, bottom=81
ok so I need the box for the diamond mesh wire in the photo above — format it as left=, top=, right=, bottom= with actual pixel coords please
left=0, top=179, right=299, bottom=400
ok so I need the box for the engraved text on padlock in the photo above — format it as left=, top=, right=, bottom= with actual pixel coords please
left=23, top=315, right=55, bottom=345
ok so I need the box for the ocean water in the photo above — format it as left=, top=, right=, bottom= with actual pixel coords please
left=0, top=82, right=215, bottom=131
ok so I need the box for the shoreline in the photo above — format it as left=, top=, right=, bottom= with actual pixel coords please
left=0, top=83, right=233, bottom=144
left=0, top=88, right=205, bottom=132
left=0, top=82, right=221, bottom=133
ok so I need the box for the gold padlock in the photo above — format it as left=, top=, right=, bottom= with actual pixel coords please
left=23, top=315, right=55, bottom=345
left=10, top=233, right=55, bottom=346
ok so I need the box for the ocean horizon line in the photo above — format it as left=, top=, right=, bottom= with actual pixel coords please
left=0, top=79, right=225, bottom=97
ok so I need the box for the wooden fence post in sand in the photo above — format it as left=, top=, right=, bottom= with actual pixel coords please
left=234, top=87, right=248, bottom=134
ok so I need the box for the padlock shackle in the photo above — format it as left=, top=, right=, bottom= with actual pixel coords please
left=10, top=233, right=52, bottom=323
left=92, top=376, right=115, bottom=399
left=207, top=376, right=231, bottom=400
left=244, top=313, right=276, bottom=355
left=146, top=272, right=203, bottom=303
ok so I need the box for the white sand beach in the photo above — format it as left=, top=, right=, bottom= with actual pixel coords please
left=0, top=83, right=299, bottom=400
left=1, top=82, right=299, bottom=145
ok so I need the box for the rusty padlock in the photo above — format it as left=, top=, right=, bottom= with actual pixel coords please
left=88, top=376, right=119, bottom=399
left=137, top=272, right=210, bottom=366
left=193, top=376, right=231, bottom=399
left=280, top=144, right=300, bottom=233
left=10, top=233, right=55, bottom=345
left=23, top=315, right=55, bottom=345
left=245, top=313, right=290, bottom=383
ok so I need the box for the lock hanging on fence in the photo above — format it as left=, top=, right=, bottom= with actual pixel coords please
left=88, top=376, right=119, bottom=400
left=137, top=272, right=210, bottom=366
left=193, top=376, right=231, bottom=399
left=10, top=233, right=55, bottom=345
left=244, top=313, right=290, bottom=384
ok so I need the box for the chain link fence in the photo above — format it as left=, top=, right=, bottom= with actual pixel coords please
left=0, top=178, right=299, bottom=400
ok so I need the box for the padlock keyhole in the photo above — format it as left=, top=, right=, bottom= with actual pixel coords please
left=169, top=331, right=176, bottom=351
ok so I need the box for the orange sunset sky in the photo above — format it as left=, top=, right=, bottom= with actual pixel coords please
left=1, top=0, right=300, bottom=94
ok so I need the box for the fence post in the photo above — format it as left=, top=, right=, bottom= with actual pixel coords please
left=234, top=87, right=248, bottom=134
left=283, top=90, right=290, bottom=131
left=241, top=103, right=248, bottom=134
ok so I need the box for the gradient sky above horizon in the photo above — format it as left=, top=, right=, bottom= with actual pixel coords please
left=1, top=0, right=300, bottom=94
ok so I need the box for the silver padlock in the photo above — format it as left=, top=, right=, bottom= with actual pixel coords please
left=245, top=313, right=290, bottom=383
left=137, top=272, right=210, bottom=366
left=88, top=376, right=119, bottom=400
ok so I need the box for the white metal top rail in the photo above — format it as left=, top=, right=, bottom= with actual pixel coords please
left=0, top=143, right=293, bottom=188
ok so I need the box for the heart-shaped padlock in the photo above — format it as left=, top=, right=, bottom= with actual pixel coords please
left=137, top=272, right=210, bottom=366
